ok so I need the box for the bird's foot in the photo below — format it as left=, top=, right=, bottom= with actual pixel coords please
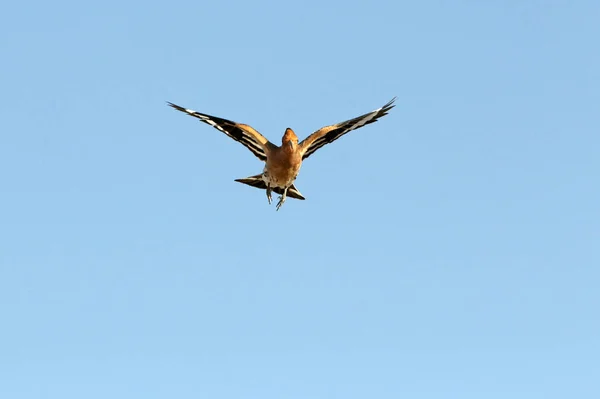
left=266, top=186, right=272, bottom=204
left=276, top=195, right=286, bottom=211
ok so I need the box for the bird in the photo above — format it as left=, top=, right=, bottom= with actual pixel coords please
left=167, top=97, right=396, bottom=210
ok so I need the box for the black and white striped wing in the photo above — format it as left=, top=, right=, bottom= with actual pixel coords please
left=167, top=102, right=272, bottom=161
left=299, top=98, right=396, bottom=160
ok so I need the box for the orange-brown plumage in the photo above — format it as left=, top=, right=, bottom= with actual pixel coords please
left=282, top=128, right=298, bottom=145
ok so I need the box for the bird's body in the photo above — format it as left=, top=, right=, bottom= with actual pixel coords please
left=263, top=129, right=302, bottom=187
left=167, top=98, right=395, bottom=210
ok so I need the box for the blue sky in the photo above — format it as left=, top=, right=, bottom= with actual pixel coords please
left=1, top=1, right=599, bottom=397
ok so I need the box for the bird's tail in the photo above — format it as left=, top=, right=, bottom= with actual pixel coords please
left=235, top=174, right=306, bottom=200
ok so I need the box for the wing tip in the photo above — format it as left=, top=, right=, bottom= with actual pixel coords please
left=381, top=96, right=396, bottom=111
left=166, top=101, right=196, bottom=115
left=167, top=101, right=183, bottom=111
left=373, top=97, right=396, bottom=119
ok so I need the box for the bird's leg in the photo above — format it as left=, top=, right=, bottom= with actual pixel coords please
left=276, top=187, right=288, bottom=211
left=266, top=184, right=272, bottom=204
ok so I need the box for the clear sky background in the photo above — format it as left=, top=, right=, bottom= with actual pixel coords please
left=1, top=1, right=599, bottom=398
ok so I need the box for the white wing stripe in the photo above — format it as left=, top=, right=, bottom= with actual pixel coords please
left=171, top=104, right=267, bottom=159
left=301, top=98, right=396, bottom=160
left=304, top=111, right=377, bottom=153
left=346, top=110, right=378, bottom=131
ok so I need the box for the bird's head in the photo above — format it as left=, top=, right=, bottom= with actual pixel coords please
left=282, top=128, right=298, bottom=149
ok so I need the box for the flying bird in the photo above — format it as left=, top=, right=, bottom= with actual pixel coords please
left=167, top=98, right=396, bottom=210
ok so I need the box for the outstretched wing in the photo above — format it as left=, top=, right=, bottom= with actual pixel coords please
left=167, top=102, right=274, bottom=161
left=299, top=98, right=396, bottom=160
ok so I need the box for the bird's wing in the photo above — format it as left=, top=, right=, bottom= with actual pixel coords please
left=167, top=102, right=274, bottom=161
left=299, top=98, right=396, bottom=160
